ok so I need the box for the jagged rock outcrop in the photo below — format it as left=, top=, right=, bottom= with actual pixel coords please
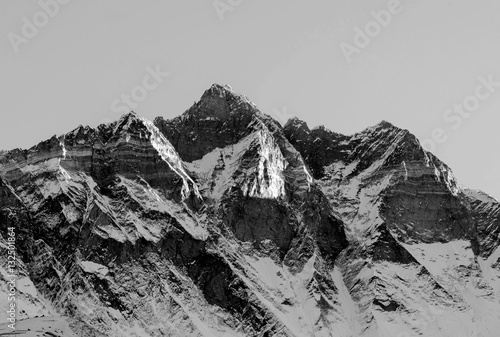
left=284, top=117, right=499, bottom=336
left=465, top=189, right=500, bottom=258
left=284, top=118, right=478, bottom=247
left=0, top=84, right=499, bottom=337
left=155, top=84, right=348, bottom=266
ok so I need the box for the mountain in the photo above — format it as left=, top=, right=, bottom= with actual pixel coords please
left=1, top=84, right=499, bottom=337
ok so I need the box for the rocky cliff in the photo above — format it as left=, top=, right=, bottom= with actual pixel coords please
left=0, top=84, right=499, bottom=337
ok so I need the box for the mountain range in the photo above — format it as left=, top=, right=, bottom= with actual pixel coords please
left=1, top=84, right=499, bottom=337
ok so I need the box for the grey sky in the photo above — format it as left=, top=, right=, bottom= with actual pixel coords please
left=1, top=0, right=499, bottom=199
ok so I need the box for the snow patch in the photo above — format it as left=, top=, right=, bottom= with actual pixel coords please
left=140, top=117, right=201, bottom=202
left=81, top=261, right=109, bottom=276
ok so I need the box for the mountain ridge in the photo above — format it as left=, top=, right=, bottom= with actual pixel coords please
left=1, top=84, right=499, bottom=337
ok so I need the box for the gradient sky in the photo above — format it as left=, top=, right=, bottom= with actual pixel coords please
left=1, top=0, right=499, bottom=199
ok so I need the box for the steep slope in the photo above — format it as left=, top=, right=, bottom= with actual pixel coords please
left=284, top=118, right=500, bottom=337
left=155, top=84, right=348, bottom=262
left=154, top=84, right=352, bottom=335
left=0, top=113, right=221, bottom=336
left=0, top=86, right=350, bottom=336
left=1, top=84, right=499, bottom=337
left=465, top=189, right=500, bottom=258
left=464, top=189, right=500, bottom=302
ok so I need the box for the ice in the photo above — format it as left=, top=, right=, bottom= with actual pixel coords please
left=140, top=117, right=202, bottom=201
left=186, top=129, right=287, bottom=200
left=81, top=261, right=109, bottom=276
left=118, top=176, right=208, bottom=241
left=332, top=266, right=360, bottom=336
left=466, top=188, right=499, bottom=204
left=16, top=277, right=38, bottom=298
left=401, top=240, right=500, bottom=336
left=0, top=316, right=78, bottom=337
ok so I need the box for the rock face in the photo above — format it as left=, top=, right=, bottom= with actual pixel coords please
left=156, top=85, right=347, bottom=265
left=0, top=84, right=499, bottom=337
left=284, top=117, right=500, bottom=336
left=465, top=189, right=500, bottom=258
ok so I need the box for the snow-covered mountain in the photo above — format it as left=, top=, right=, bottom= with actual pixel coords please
left=0, top=84, right=499, bottom=337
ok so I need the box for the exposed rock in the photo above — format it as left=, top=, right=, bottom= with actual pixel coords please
left=465, top=189, right=500, bottom=258
left=0, top=85, right=499, bottom=337
left=284, top=116, right=500, bottom=336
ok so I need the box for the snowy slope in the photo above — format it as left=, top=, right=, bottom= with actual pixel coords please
left=285, top=117, right=500, bottom=337
left=0, top=85, right=499, bottom=336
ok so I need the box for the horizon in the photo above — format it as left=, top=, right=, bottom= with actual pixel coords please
left=0, top=83, right=412, bottom=148
left=1, top=81, right=498, bottom=201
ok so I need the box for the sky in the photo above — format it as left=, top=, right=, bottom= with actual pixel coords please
left=1, top=0, right=499, bottom=199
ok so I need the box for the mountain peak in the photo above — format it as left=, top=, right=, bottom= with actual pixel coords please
left=118, top=110, right=139, bottom=121
left=377, top=120, right=394, bottom=128
left=3, top=85, right=500, bottom=337
left=361, top=120, right=400, bottom=134
left=209, top=83, right=234, bottom=92
left=375, top=120, right=403, bottom=132
left=284, top=116, right=309, bottom=130
left=311, top=124, right=327, bottom=131
left=200, top=83, right=236, bottom=100
left=175, top=84, right=260, bottom=126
